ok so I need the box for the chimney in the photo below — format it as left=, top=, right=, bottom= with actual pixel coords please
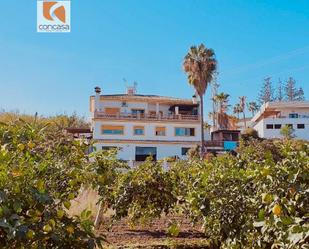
left=94, top=86, right=101, bottom=111
left=95, top=86, right=101, bottom=94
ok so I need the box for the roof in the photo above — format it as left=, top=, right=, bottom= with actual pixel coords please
left=90, top=94, right=196, bottom=105
left=251, top=101, right=309, bottom=122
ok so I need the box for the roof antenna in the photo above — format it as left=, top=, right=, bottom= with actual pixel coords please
left=133, top=81, right=138, bottom=93
left=123, top=78, right=127, bottom=87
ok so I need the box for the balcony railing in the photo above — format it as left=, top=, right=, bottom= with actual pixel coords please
left=204, top=140, right=224, bottom=147
left=204, top=140, right=239, bottom=148
left=94, top=112, right=200, bottom=121
left=276, top=115, right=309, bottom=119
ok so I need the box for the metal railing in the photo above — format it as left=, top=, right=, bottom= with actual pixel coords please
left=94, top=112, right=200, bottom=121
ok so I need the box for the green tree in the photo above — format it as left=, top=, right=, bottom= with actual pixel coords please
left=183, top=44, right=217, bottom=156
left=247, top=101, right=259, bottom=117
left=296, top=87, right=305, bottom=101
left=214, top=92, right=230, bottom=114
left=276, top=78, right=284, bottom=101
left=258, top=77, right=274, bottom=105
left=285, top=77, right=298, bottom=101
left=239, top=96, right=247, bottom=128
left=280, top=124, right=295, bottom=139
left=233, top=104, right=242, bottom=119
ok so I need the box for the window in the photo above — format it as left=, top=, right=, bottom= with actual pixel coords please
left=175, top=127, right=195, bottom=136
left=101, top=125, right=124, bottom=135
left=274, top=124, right=282, bottom=129
left=155, top=126, right=166, bottom=136
left=289, top=113, right=299, bottom=118
left=297, top=124, right=305, bottom=129
left=131, top=109, right=145, bottom=116
left=102, top=146, right=118, bottom=151
left=135, top=147, right=157, bottom=161
left=287, top=124, right=293, bottom=128
left=181, top=147, right=190, bottom=156
left=133, top=126, right=144, bottom=135
left=266, top=124, right=274, bottom=129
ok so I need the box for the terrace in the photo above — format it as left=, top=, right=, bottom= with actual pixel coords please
left=94, top=111, right=200, bottom=121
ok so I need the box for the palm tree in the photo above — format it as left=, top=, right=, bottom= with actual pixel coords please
left=247, top=101, right=259, bottom=117
left=239, top=96, right=247, bottom=128
left=214, top=92, right=230, bottom=130
left=183, top=44, right=217, bottom=156
left=214, top=92, right=230, bottom=114
left=233, top=104, right=241, bottom=119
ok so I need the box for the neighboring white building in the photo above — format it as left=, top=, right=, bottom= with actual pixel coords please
left=90, top=86, right=202, bottom=161
left=251, top=101, right=309, bottom=140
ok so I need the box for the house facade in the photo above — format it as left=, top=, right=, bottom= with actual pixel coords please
left=90, top=86, right=201, bottom=161
left=251, top=101, right=309, bottom=140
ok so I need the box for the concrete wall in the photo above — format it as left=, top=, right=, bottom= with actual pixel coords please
left=254, top=117, right=309, bottom=140
left=94, top=142, right=195, bottom=160
left=93, top=121, right=201, bottom=142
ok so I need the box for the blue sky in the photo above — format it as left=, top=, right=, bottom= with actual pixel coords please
left=1, top=0, right=309, bottom=119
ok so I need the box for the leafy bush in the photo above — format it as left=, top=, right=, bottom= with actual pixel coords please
left=100, top=158, right=176, bottom=224
left=241, top=127, right=259, bottom=140
left=280, top=125, right=295, bottom=139
left=0, top=120, right=104, bottom=248
left=196, top=139, right=309, bottom=248
left=98, top=139, right=309, bottom=248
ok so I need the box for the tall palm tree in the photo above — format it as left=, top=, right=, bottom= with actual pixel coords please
left=239, top=96, right=247, bottom=128
left=247, top=101, right=259, bottom=117
left=233, top=104, right=241, bottom=119
left=183, top=44, right=217, bottom=156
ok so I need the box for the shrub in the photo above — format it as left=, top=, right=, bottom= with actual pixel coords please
left=280, top=125, right=295, bottom=139
left=241, top=127, right=259, bottom=140
left=0, top=120, right=104, bottom=248
left=100, top=158, right=177, bottom=224
left=98, top=139, right=309, bottom=248
left=198, top=139, right=309, bottom=248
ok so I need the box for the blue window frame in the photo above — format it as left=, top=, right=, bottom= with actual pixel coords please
left=175, top=127, right=195, bottom=136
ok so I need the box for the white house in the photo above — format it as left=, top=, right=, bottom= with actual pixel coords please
left=90, top=86, right=202, bottom=161
left=251, top=101, right=309, bottom=140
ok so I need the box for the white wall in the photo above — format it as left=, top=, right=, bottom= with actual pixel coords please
left=93, top=121, right=201, bottom=142
left=253, top=120, right=265, bottom=138
left=254, top=118, right=309, bottom=140
left=94, top=142, right=195, bottom=160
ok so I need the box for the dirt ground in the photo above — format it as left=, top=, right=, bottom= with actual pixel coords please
left=98, top=215, right=212, bottom=249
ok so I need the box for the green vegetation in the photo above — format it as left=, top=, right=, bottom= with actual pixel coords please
left=0, top=111, right=89, bottom=129
left=98, top=138, right=309, bottom=248
left=1, top=118, right=308, bottom=248
left=0, top=119, right=103, bottom=248
left=280, top=125, right=295, bottom=139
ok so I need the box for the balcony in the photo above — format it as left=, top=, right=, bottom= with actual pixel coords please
left=204, top=140, right=239, bottom=150
left=276, top=115, right=309, bottom=119
left=204, top=140, right=224, bottom=147
left=94, top=112, right=200, bottom=122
